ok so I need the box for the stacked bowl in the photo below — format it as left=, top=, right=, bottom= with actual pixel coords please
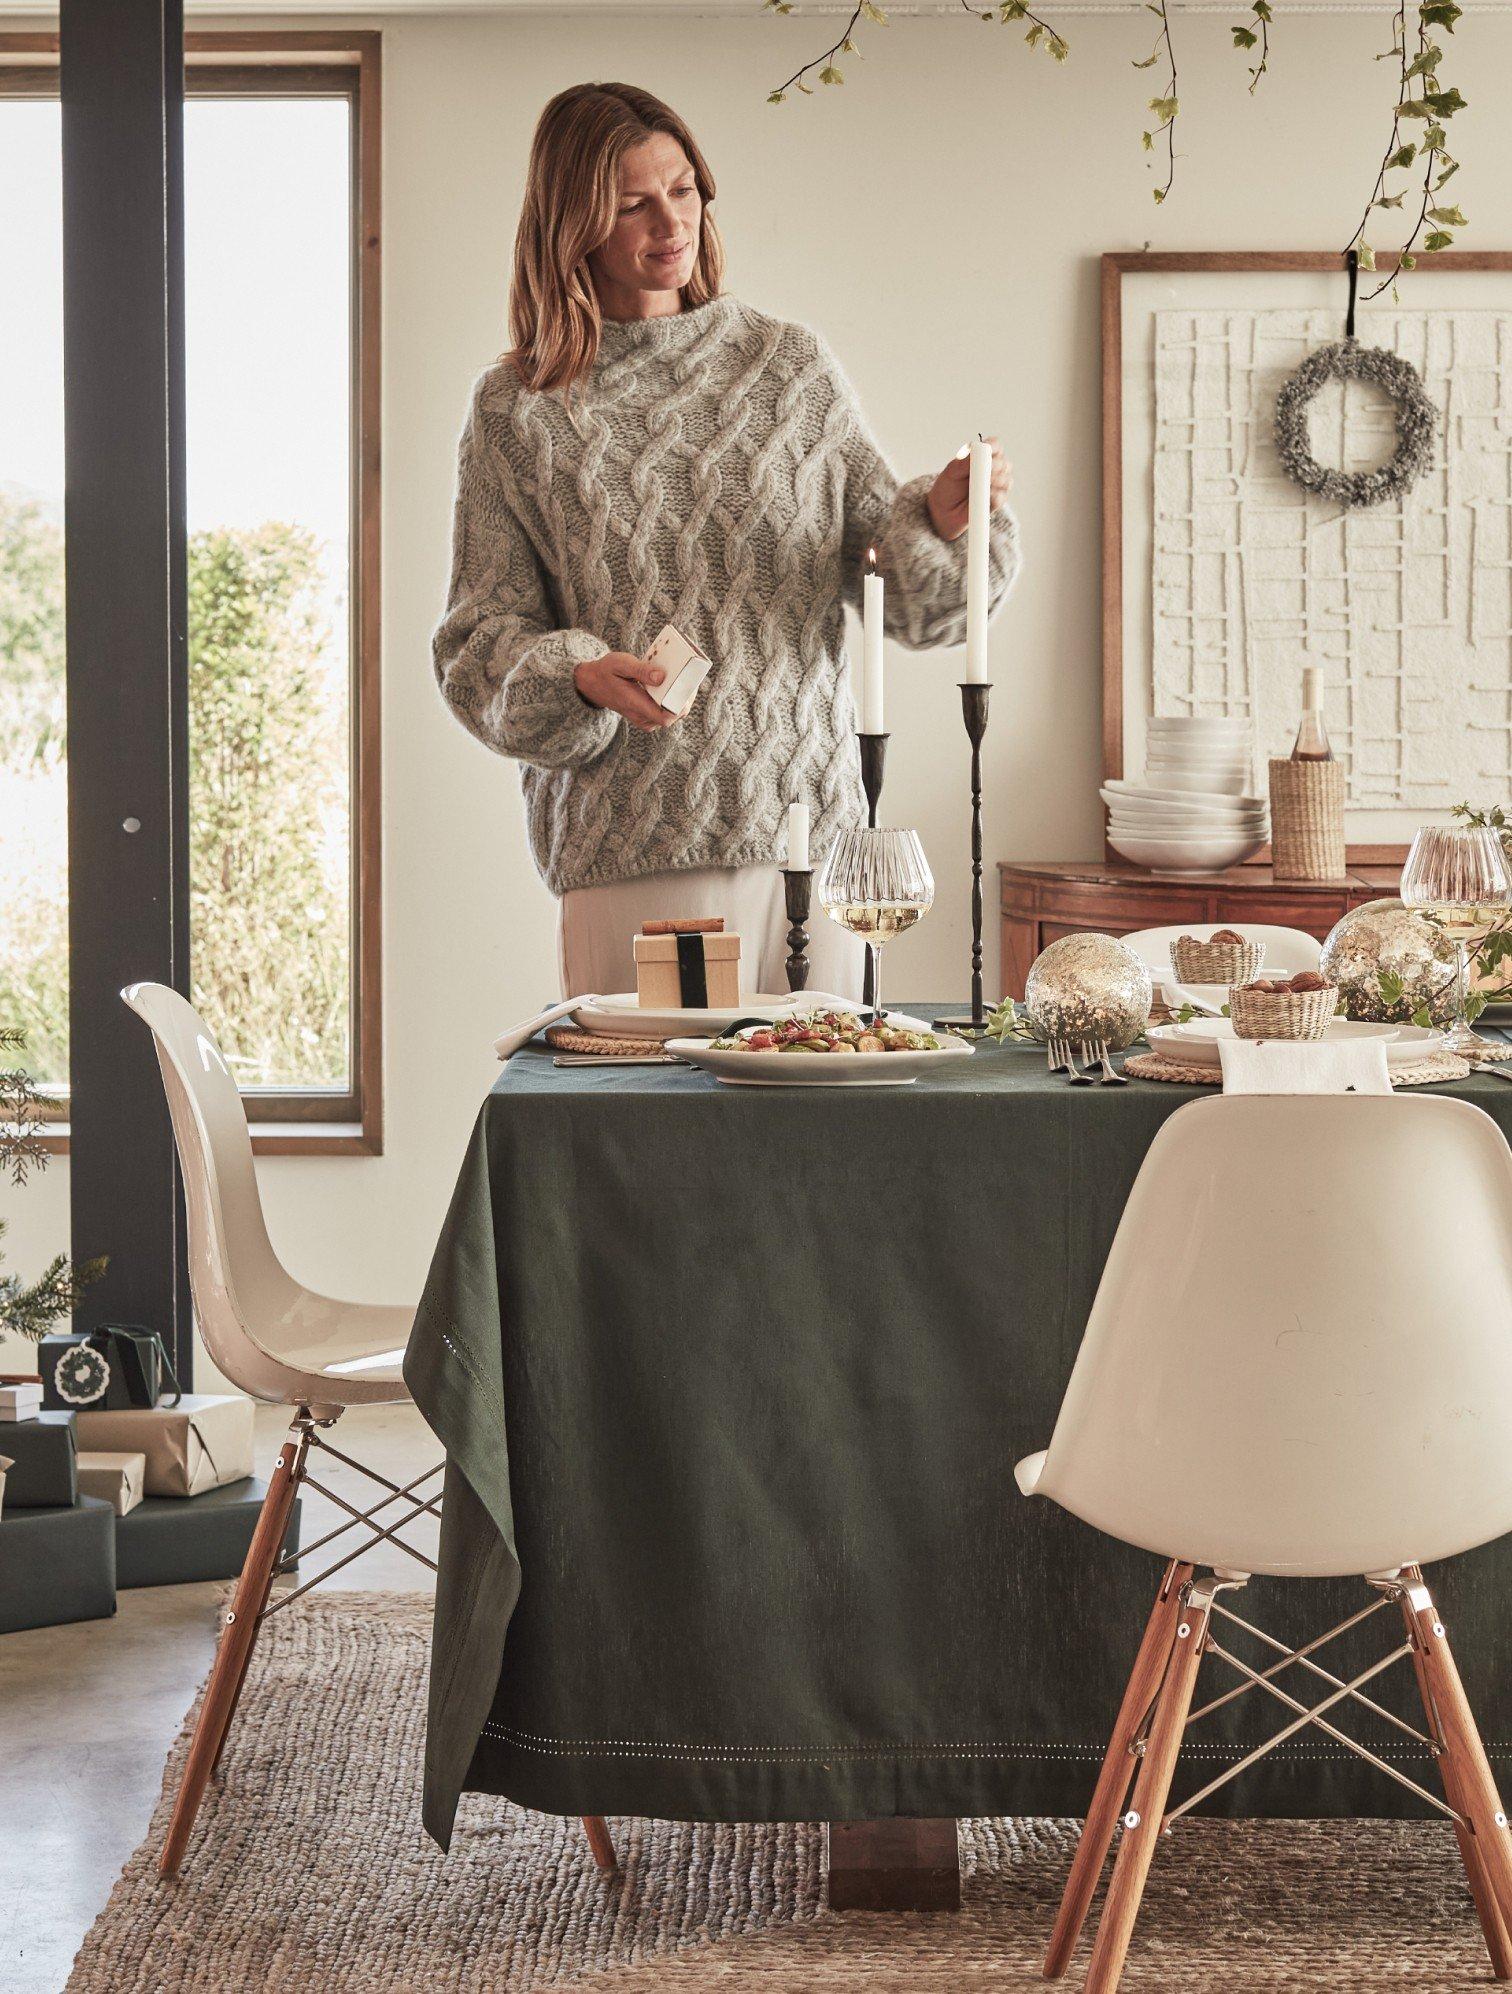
left=1103, top=716, right=1268, bottom=872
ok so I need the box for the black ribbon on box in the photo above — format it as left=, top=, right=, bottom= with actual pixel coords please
left=40, top=1327, right=183, bottom=1412
left=674, top=932, right=710, bottom=1008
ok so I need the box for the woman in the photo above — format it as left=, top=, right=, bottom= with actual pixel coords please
left=434, top=81, right=1019, bottom=1002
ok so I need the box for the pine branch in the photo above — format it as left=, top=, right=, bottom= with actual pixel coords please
left=0, top=1253, right=108, bottom=1344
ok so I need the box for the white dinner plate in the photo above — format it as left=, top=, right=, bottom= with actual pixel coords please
left=571, top=992, right=930, bottom=1042
left=1145, top=1018, right=1440, bottom=1069
left=1103, top=778, right=1268, bottom=810
left=665, top=1034, right=975, bottom=1087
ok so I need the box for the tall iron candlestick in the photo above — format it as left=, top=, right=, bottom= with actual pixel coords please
left=933, top=684, right=993, bottom=1035
left=857, top=733, right=889, bottom=1012
left=782, top=868, right=813, bottom=993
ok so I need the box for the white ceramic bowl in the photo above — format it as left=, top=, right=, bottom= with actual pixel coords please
left=1109, top=826, right=1268, bottom=872
left=1109, top=814, right=1267, bottom=837
left=1148, top=717, right=1252, bottom=737
left=1147, top=747, right=1253, bottom=768
left=1102, top=786, right=1265, bottom=819
left=1142, top=767, right=1254, bottom=796
left=1103, top=778, right=1268, bottom=810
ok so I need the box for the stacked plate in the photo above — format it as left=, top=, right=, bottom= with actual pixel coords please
left=1104, top=716, right=1268, bottom=872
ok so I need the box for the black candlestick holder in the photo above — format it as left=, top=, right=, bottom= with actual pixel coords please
left=782, top=868, right=813, bottom=994
left=933, top=683, right=993, bottom=1036
left=857, top=732, right=889, bottom=1012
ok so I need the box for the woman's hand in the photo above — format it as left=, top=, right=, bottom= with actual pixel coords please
left=926, top=437, right=1013, bottom=543
left=573, top=650, right=682, bottom=731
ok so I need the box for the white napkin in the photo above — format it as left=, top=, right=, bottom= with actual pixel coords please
left=493, top=995, right=600, bottom=1061
left=1217, top=1037, right=1392, bottom=1095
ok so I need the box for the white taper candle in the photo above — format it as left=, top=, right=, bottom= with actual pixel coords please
left=965, top=437, right=992, bottom=683
left=861, top=548, right=885, bottom=734
left=785, top=798, right=810, bottom=872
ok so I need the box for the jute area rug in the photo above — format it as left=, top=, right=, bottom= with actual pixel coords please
left=70, top=1593, right=1498, bottom=1991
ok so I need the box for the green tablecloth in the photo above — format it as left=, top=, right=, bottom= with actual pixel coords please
left=405, top=1024, right=1512, bottom=1849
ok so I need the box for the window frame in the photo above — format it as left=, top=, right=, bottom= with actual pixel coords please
left=0, top=28, right=383, bottom=1156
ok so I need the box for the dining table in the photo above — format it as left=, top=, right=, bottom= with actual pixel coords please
left=404, top=1013, right=1512, bottom=1909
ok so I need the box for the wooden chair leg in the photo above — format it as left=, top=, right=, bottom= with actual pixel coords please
left=159, top=1438, right=305, bottom=1879
left=1404, top=1613, right=1512, bottom=1980
left=582, top=1815, right=617, bottom=1872
left=1082, top=1579, right=1214, bottom=1994
left=1043, top=1560, right=1193, bottom=1981
left=1400, top=1570, right=1512, bottom=1952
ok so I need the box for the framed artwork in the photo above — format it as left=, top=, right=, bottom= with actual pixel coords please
left=1102, top=250, right=1512, bottom=861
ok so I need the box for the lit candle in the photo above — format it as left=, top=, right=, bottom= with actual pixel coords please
left=965, top=436, right=992, bottom=684
left=861, top=546, right=885, bottom=733
left=785, top=798, right=810, bottom=872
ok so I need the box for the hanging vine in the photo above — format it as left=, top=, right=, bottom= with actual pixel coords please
left=1346, top=1, right=1467, bottom=297
left=761, top=0, right=1472, bottom=283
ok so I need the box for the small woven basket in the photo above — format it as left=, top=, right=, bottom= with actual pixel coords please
left=1269, top=758, right=1346, bottom=880
left=1170, top=937, right=1264, bottom=986
left=1228, top=983, right=1338, bottom=1042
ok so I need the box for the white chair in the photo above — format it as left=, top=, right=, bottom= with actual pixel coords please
left=1018, top=1092, right=1512, bottom=1991
left=122, top=984, right=616, bottom=1881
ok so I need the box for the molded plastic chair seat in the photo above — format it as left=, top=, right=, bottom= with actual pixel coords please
left=1013, top=1448, right=1047, bottom=1498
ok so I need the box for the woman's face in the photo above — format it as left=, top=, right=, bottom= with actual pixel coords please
left=589, top=132, right=701, bottom=304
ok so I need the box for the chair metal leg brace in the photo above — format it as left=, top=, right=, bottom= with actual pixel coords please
left=262, top=1471, right=440, bottom=1617
left=287, top=1459, right=444, bottom=1569
left=1171, top=1635, right=1457, bottom=1824
left=1192, top=1597, right=1435, bottom=1748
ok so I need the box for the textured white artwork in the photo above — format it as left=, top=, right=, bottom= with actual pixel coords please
left=1152, top=309, right=1512, bottom=811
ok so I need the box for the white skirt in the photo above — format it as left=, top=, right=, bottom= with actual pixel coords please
left=557, top=864, right=865, bottom=1004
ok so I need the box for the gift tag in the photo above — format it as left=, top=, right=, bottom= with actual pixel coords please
left=644, top=623, right=711, bottom=718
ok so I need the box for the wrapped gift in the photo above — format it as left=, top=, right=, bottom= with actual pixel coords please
left=40, top=1327, right=180, bottom=1412
left=0, top=1495, right=116, bottom=1634
left=634, top=919, right=741, bottom=1009
left=77, top=1450, right=147, bottom=1517
left=0, top=1411, right=78, bottom=1509
left=117, top=1476, right=302, bottom=1589
left=74, top=1394, right=253, bottom=1498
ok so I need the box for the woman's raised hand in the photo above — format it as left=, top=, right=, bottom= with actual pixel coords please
left=573, top=650, right=682, bottom=731
left=925, top=437, right=1013, bottom=543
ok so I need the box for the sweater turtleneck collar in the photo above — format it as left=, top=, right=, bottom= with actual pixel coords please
left=595, top=293, right=742, bottom=359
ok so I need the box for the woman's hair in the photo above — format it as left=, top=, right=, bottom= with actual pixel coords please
left=506, top=82, right=724, bottom=396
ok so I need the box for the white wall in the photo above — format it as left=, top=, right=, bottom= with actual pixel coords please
left=6, top=3, right=1512, bottom=1370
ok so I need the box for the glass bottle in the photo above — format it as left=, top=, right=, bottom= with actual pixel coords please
left=1290, top=666, right=1333, bottom=762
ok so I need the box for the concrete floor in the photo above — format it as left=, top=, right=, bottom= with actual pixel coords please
left=1, top=1402, right=438, bottom=1994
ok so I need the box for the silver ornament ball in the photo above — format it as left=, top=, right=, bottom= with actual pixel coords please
left=1319, top=898, right=1457, bottom=1024
left=1025, top=933, right=1152, bottom=1051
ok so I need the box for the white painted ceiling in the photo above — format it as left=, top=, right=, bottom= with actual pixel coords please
left=6, top=1, right=1506, bottom=14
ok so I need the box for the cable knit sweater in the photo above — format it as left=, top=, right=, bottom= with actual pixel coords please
left=433, top=293, right=1020, bottom=895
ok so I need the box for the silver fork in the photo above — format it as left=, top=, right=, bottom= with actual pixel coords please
left=1089, top=1037, right=1129, bottom=1086
left=1066, top=1039, right=1097, bottom=1085
left=1047, top=1035, right=1069, bottom=1075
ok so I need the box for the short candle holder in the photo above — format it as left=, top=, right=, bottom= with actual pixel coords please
left=933, top=683, right=993, bottom=1036
left=856, top=732, right=889, bottom=1014
left=782, top=868, right=813, bottom=994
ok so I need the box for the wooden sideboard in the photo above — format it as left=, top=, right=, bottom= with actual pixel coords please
left=998, top=860, right=1402, bottom=1000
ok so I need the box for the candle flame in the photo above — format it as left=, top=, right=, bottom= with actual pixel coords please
left=865, top=545, right=878, bottom=571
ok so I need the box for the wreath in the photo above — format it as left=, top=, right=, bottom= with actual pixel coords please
left=1274, top=337, right=1437, bottom=510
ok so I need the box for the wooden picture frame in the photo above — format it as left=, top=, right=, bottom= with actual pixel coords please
left=1101, top=249, right=1512, bottom=866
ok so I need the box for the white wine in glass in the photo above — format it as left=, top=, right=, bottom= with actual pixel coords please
left=1400, top=825, right=1512, bottom=1055
left=818, top=827, right=934, bottom=1023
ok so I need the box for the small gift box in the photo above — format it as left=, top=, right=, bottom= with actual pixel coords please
left=77, top=1449, right=148, bottom=1517
left=74, top=1393, right=253, bottom=1498
left=0, top=1410, right=78, bottom=1509
left=40, top=1327, right=181, bottom=1413
left=633, top=919, right=741, bottom=1009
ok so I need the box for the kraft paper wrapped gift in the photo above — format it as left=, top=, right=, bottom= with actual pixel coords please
left=74, top=1394, right=253, bottom=1498
left=633, top=927, right=741, bottom=1009
left=76, top=1449, right=147, bottom=1517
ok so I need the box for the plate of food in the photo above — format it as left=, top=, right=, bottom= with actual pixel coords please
left=572, top=991, right=931, bottom=1043
left=666, top=1009, right=974, bottom=1086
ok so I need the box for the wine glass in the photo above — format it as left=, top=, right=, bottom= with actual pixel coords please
left=817, top=826, right=934, bottom=1025
left=1400, top=824, right=1512, bottom=1056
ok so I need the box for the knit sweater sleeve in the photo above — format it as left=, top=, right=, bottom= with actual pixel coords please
left=816, top=335, right=1021, bottom=651
left=432, top=376, right=619, bottom=771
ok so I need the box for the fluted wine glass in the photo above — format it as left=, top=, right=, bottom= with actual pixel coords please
left=818, top=826, right=934, bottom=1025
left=1400, top=824, right=1512, bottom=1056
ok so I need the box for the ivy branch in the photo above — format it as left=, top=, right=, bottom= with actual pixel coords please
left=1347, top=0, right=1467, bottom=298
left=763, top=0, right=872, bottom=99
left=976, top=0, right=1070, bottom=66
left=1230, top=0, right=1272, bottom=93
left=1132, top=1, right=1179, bottom=205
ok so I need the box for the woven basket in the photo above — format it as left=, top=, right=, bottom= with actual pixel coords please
left=1170, top=936, right=1264, bottom=986
left=1269, top=758, right=1346, bottom=880
left=1228, top=983, right=1338, bottom=1041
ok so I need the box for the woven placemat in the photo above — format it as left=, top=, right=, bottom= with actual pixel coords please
left=1464, top=1036, right=1512, bottom=1064
left=1124, top=1051, right=1471, bottom=1087
left=545, top=1024, right=674, bottom=1057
